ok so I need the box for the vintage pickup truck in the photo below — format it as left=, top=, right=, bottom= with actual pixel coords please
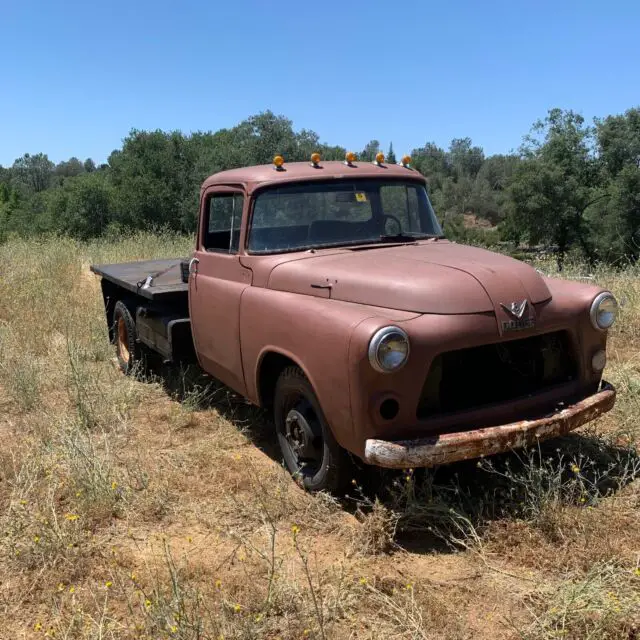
left=91, top=152, right=617, bottom=492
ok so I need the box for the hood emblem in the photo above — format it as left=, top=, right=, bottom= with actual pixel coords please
left=501, top=299, right=528, bottom=319
left=500, top=299, right=534, bottom=332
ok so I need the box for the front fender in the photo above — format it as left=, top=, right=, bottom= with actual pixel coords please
left=239, top=288, right=417, bottom=454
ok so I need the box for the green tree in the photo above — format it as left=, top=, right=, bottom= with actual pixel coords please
left=108, top=130, right=199, bottom=232
left=360, top=140, right=380, bottom=162
left=596, top=107, right=640, bottom=175
left=55, top=157, right=85, bottom=179
left=387, top=142, right=397, bottom=164
left=589, top=109, right=640, bottom=261
left=12, top=153, right=54, bottom=194
left=49, top=173, right=115, bottom=238
left=447, top=138, right=484, bottom=179
left=507, top=109, right=600, bottom=268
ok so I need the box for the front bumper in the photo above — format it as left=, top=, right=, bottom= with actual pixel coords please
left=363, top=382, right=616, bottom=469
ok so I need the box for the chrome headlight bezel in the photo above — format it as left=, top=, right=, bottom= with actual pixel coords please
left=590, top=292, right=618, bottom=331
left=368, top=326, right=410, bottom=373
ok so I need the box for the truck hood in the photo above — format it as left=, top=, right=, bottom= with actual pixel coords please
left=266, top=241, right=551, bottom=315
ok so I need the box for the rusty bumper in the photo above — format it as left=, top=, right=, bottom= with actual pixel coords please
left=364, top=383, right=616, bottom=469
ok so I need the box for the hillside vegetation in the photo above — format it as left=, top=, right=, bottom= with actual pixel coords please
left=0, top=233, right=638, bottom=639
left=1, top=106, right=640, bottom=267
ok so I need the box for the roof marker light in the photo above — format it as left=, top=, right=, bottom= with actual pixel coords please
left=400, top=155, right=412, bottom=168
left=310, top=152, right=321, bottom=167
left=345, top=151, right=357, bottom=166
left=273, top=155, right=285, bottom=171
left=374, top=152, right=385, bottom=166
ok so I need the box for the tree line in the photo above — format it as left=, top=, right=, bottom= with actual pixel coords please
left=1, top=108, right=639, bottom=267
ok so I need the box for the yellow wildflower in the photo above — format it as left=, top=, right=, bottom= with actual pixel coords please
left=359, top=577, right=367, bottom=585
left=131, top=573, right=137, bottom=582
left=233, top=603, right=242, bottom=613
left=57, top=582, right=64, bottom=592
left=69, top=586, right=75, bottom=594
left=145, top=599, right=152, bottom=608
left=570, top=464, right=580, bottom=474
left=215, top=579, right=222, bottom=589
left=64, top=513, right=79, bottom=521
left=405, top=583, right=413, bottom=590
left=20, top=499, right=27, bottom=505
left=291, top=524, right=300, bottom=536
left=111, top=481, right=118, bottom=490
left=105, top=581, right=113, bottom=588
left=34, top=622, right=42, bottom=631
left=634, top=568, right=640, bottom=577
left=170, top=626, right=177, bottom=634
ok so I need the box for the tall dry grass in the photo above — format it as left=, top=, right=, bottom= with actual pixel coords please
left=0, top=235, right=638, bottom=639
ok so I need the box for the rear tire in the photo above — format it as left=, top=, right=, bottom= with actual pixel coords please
left=112, top=301, right=140, bottom=375
left=274, top=366, right=353, bottom=493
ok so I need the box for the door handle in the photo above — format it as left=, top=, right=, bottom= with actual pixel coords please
left=188, top=257, right=199, bottom=276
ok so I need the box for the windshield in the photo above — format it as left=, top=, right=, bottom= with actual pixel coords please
left=247, top=179, right=443, bottom=253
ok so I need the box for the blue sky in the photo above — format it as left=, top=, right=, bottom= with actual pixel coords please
left=1, top=0, right=639, bottom=166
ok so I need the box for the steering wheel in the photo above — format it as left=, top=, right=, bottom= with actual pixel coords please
left=382, top=214, right=403, bottom=235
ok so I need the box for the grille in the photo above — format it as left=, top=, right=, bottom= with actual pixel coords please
left=416, top=331, right=577, bottom=419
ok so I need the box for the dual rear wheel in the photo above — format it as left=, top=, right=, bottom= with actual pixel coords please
left=112, top=301, right=140, bottom=375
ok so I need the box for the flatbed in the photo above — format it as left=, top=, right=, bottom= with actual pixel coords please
left=90, top=258, right=189, bottom=302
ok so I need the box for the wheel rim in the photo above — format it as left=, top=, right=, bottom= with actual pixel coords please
left=282, top=398, right=323, bottom=477
left=117, top=317, right=130, bottom=363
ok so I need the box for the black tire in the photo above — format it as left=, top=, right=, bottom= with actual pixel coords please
left=274, top=366, right=353, bottom=493
left=112, top=301, right=140, bottom=375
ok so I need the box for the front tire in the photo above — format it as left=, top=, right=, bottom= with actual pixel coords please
left=112, top=301, right=140, bottom=375
left=274, top=366, right=353, bottom=493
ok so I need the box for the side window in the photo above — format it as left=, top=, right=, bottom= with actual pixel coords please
left=204, top=193, right=243, bottom=252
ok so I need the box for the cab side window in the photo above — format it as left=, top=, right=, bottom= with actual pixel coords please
left=204, top=193, right=243, bottom=252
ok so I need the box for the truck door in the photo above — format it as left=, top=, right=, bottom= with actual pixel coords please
left=188, top=187, right=252, bottom=395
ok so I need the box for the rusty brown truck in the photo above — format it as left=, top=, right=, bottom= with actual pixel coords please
left=91, top=152, right=617, bottom=492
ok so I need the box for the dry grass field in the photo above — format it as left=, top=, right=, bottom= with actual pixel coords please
left=0, top=233, right=639, bottom=639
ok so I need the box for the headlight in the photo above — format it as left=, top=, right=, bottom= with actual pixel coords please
left=368, top=326, right=410, bottom=373
left=590, top=292, right=618, bottom=330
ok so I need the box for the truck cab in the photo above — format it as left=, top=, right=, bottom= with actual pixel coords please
left=91, top=153, right=617, bottom=492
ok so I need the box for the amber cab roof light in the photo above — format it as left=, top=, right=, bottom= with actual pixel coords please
left=273, top=155, right=285, bottom=171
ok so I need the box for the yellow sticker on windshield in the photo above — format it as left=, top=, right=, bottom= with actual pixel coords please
left=355, top=192, right=367, bottom=202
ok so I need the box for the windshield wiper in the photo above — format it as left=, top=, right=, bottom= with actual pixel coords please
left=378, top=233, right=420, bottom=242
